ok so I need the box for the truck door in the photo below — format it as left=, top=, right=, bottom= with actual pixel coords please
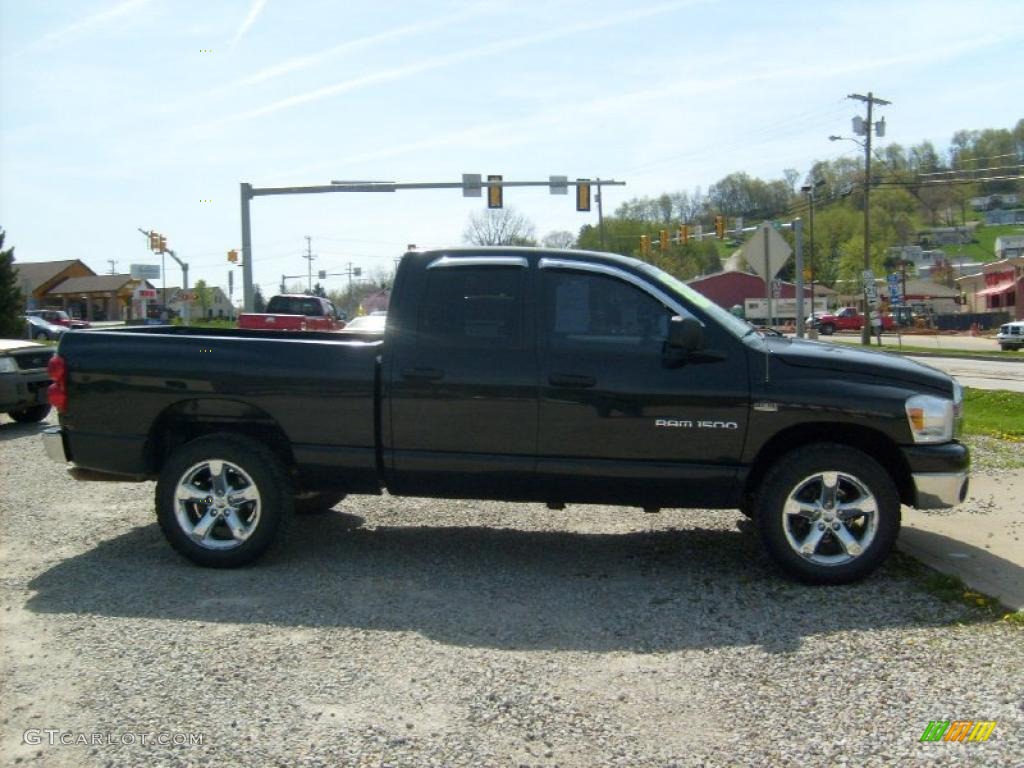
left=386, top=256, right=539, bottom=499
left=535, top=260, right=749, bottom=507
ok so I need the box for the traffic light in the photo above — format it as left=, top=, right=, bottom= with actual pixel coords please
left=487, top=174, right=503, bottom=209
left=158, top=235, right=168, bottom=252
left=714, top=215, right=725, bottom=239
left=149, top=231, right=160, bottom=251
left=679, top=225, right=689, bottom=245
left=228, top=249, right=238, bottom=263
left=576, top=179, right=591, bottom=212
left=659, top=229, right=669, bottom=251
left=640, top=235, right=650, bottom=256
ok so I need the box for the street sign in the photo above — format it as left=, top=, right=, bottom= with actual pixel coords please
left=461, top=173, right=482, bottom=198
left=771, top=279, right=781, bottom=299
left=887, top=272, right=903, bottom=304
left=863, top=269, right=878, bottom=306
left=741, top=224, right=792, bottom=280
left=548, top=175, right=568, bottom=195
left=130, top=264, right=160, bottom=279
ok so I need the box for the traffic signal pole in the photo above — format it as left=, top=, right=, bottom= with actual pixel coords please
left=239, top=177, right=625, bottom=311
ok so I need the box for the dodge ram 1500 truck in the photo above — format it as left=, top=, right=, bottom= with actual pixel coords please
left=42, top=247, right=969, bottom=584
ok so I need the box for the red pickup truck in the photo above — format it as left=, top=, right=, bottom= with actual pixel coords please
left=237, top=295, right=345, bottom=332
left=813, top=307, right=894, bottom=335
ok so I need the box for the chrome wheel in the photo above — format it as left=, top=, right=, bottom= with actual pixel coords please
left=173, top=459, right=262, bottom=550
left=780, top=470, right=879, bottom=567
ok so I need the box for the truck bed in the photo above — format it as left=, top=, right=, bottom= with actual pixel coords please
left=55, top=326, right=382, bottom=490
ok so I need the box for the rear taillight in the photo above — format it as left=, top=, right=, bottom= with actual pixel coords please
left=47, top=354, right=67, bottom=413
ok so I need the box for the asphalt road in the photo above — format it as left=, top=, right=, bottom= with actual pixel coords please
left=909, top=356, right=1024, bottom=393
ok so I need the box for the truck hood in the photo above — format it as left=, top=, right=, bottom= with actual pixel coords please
left=764, top=337, right=953, bottom=394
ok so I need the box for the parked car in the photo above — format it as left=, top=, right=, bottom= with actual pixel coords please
left=341, top=314, right=387, bottom=335
left=43, top=247, right=969, bottom=585
left=24, top=315, right=68, bottom=341
left=811, top=307, right=895, bottom=335
left=0, top=339, right=54, bottom=422
left=996, top=321, right=1023, bottom=351
left=27, top=309, right=91, bottom=329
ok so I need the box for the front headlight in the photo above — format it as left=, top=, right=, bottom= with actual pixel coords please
left=905, top=394, right=954, bottom=443
left=0, top=357, right=18, bottom=373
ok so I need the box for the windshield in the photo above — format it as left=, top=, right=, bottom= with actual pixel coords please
left=636, top=262, right=753, bottom=339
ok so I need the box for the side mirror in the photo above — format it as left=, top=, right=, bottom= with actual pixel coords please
left=666, top=315, right=703, bottom=352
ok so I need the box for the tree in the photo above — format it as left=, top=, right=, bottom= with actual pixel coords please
left=312, top=282, right=327, bottom=298
left=541, top=230, right=576, bottom=250
left=0, top=229, right=25, bottom=338
left=193, top=280, right=213, bottom=317
left=463, top=208, right=537, bottom=246
left=253, top=286, right=267, bottom=312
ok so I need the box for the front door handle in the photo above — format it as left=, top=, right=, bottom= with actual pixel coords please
left=548, top=373, right=596, bottom=388
left=401, top=367, right=444, bottom=382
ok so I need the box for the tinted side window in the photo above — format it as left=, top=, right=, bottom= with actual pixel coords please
left=418, top=267, right=524, bottom=348
left=544, top=271, right=672, bottom=350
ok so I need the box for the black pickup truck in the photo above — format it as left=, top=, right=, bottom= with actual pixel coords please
left=42, top=247, right=969, bottom=583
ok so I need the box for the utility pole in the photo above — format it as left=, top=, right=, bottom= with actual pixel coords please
left=303, top=236, right=315, bottom=293
left=846, top=91, right=890, bottom=345
left=107, top=260, right=117, bottom=275
left=596, top=177, right=606, bottom=249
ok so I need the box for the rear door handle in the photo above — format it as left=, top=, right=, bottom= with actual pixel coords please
left=401, top=367, right=444, bottom=382
left=548, top=373, right=596, bottom=388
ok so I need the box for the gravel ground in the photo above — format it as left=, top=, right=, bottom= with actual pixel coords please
left=1, top=415, right=1021, bottom=767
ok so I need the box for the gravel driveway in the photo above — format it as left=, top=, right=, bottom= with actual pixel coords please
left=1, top=415, right=1021, bottom=767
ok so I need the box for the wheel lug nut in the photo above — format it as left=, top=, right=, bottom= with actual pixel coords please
left=817, top=522, right=826, bottom=531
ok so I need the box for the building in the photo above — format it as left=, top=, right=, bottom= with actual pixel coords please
left=13, top=259, right=154, bottom=320
left=877, top=278, right=961, bottom=315
left=686, top=269, right=833, bottom=320
left=983, top=209, right=1024, bottom=225
left=164, top=286, right=235, bottom=320
left=994, top=235, right=1024, bottom=260
left=961, top=256, right=1024, bottom=320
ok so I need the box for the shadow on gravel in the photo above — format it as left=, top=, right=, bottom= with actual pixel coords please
left=26, top=511, right=973, bottom=654
left=0, top=420, right=50, bottom=442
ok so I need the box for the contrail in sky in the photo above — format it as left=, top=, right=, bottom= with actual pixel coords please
left=231, top=0, right=269, bottom=47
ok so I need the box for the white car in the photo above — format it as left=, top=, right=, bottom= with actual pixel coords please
left=996, top=321, right=1023, bottom=351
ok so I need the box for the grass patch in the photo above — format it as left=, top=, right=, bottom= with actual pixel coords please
left=962, top=388, right=1024, bottom=441
left=937, top=222, right=1024, bottom=262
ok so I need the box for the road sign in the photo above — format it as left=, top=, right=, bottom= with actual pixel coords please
left=461, top=173, right=482, bottom=198
left=887, top=273, right=903, bottom=304
left=741, top=224, right=792, bottom=281
left=130, top=264, right=160, bottom=279
left=548, top=175, right=568, bottom=195
left=863, top=269, right=878, bottom=306
left=771, top=279, right=781, bottom=299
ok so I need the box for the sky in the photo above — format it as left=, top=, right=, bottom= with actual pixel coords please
left=2, top=0, right=1023, bottom=303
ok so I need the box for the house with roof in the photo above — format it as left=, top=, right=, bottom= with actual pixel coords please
left=14, top=260, right=94, bottom=308
left=959, top=255, right=1024, bottom=320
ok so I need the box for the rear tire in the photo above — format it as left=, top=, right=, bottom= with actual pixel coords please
left=754, top=443, right=900, bottom=585
left=156, top=433, right=293, bottom=567
left=7, top=404, right=51, bottom=423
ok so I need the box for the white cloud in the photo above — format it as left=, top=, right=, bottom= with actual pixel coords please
left=9, top=0, right=152, bottom=57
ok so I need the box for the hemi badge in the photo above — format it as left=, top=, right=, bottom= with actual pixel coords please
left=753, top=401, right=778, bottom=412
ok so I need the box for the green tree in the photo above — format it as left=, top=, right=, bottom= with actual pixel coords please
left=253, top=286, right=267, bottom=312
left=0, top=229, right=25, bottom=337
left=192, top=280, right=213, bottom=317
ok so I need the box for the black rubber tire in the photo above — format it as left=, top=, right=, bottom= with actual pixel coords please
left=7, top=404, right=51, bottom=423
left=34, top=331, right=49, bottom=341
left=820, top=323, right=835, bottom=336
left=754, top=443, right=900, bottom=585
left=156, top=433, right=293, bottom=568
left=294, top=491, right=347, bottom=515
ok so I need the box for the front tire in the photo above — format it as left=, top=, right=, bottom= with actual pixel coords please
left=156, top=433, right=293, bottom=567
left=754, top=443, right=900, bottom=584
left=820, top=323, right=835, bottom=336
left=7, top=404, right=51, bottom=423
